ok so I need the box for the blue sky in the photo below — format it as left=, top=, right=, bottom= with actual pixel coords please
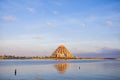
left=0, top=0, right=120, bottom=57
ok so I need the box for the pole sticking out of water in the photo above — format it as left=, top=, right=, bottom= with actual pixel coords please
left=79, top=66, right=80, bottom=69
left=14, top=69, right=17, bottom=76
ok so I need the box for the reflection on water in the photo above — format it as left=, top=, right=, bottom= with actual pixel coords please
left=54, top=63, right=70, bottom=74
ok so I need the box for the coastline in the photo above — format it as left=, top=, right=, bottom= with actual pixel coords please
left=0, top=57, right=120, bottom=60
left=0, top=55, right=120, bottom=60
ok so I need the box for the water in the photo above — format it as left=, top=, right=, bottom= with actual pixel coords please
left=0, top=60, right=120, bottom=80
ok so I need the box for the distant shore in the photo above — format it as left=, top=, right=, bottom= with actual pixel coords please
left=32, top=57, right=120, bottom=60
left=0, top=55, right=120, bottom=60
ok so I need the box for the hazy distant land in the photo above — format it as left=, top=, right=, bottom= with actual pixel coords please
left=0, top=55, right=120, bottom=60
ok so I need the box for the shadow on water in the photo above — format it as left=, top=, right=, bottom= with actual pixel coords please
left=54, top=63, right=70, bottom=74
left=14, top=69, right=17, bottom=76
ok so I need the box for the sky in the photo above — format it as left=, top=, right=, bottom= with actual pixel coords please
left=0, top=0, right=120, bottom=57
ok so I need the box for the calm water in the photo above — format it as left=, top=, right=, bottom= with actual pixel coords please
left=0, top=60, right=120, bottom=80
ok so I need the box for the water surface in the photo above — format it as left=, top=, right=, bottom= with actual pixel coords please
left=0, top=60, right=120, bottom=80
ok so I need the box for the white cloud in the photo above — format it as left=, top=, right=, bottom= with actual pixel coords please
left=26, top=7, right=35, bottom=13
left=80, top=23, right=86, bottom=27
left=0, top=24, right=4, bottom=27
left=52, top=1, right=63, bottom=6
left=1, top=16, right=16, bottom=21
left=47, top=22, right=56, bottom=27
left=106, top=21, right=120, bottom=27
left=32, top=36, right=44, bottom=40
left=18, top=34, right=44, bottom=40
left=106, top=21, right=113, bottom=26
left=53, top=11, right=59, bottom=15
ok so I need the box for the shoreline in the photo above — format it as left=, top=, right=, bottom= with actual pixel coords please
left=0, top=57, right=120, bottom=60
left=0, top=55, right=120, bottom=60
